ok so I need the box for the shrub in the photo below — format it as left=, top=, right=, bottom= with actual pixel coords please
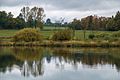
left=112, top=31, right=120, bottom=37
left=13, top=28, right=42, bottom=42
left=52, top=29, right=73, bottom=41
left=94, top=31, right=120, bottom=40
left=110, top=31, right=120, bottom=41
left=95, top=33, right=111, bottom=40
left=95, top=33, right=109, bottom=38
left=89, top=34, right=95, bottom=39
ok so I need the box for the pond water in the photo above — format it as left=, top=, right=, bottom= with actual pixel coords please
left=0, top=47, right=120, bottom=80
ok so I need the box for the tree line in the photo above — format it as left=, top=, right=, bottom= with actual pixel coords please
left=0, top=6, right=45, bottom=29
left=45, top=11, right=120, bottom=31
left=68, top=11, right=120, bottom=31
left=0, top=6, right=120, bottom=31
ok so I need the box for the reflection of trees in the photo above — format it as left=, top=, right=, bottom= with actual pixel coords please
left=52, top=48, right=120, bottom=71
left=13, top=47, right=44, bottom=77
left=0, top=55, right=22, bottom=73
left=21, top=60, right=44, bottom=77
left=50, top=48, right=73, bottom=69
left=0, top=47, right=120, bottom=77
left=12, top=47, right=44, bottom=61
left=0, top=47, right=44, bottom=77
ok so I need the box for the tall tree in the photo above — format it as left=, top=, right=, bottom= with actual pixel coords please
left=30, top=7, right=45, bottom=29
left=114, top=11, right=120, bottom=31
left=21, top=7, right=30, bottom=22
left=69, top=18, right=81, bottom=38
left=88, top=15, right=93, bottom=30
left=106, top=18, right=115, bottom=31
left=0, top=11, right=7, bottom=29
left=70, top=18, right=81, bottom=30
left=27, top=15, right=33, bottom=27
left=7, top=12, right=13, bottom=18
left=81, top=18, right=88, bottom=39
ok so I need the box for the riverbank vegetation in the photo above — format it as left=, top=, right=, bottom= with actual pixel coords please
left=0, top=28, right=120, bottom=47
left=0, top=6, right=120, bottom=47
left=13, top=28, right=43, bottom=42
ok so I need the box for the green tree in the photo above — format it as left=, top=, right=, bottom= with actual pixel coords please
left=70, top=18, right=81, bottom=30
left=106, top=18, right=115, bottom=31
left=69, top=19, right=81, bottom=38
left=0, top=11, right=7, bottom=29
left=46, top=18, right=52, bottom=25
left=114, top=11, right=120, bottom=31
left=81, top=18, right=87, bottom=39
left=7, top=12, right=13, bottom=18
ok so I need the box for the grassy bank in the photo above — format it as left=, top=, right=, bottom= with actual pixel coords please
left=0, top=40, right=120, bottom=47
left=0, top=28, right=119, bottom=47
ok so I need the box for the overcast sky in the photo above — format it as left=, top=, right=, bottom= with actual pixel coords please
left=0, top=0, right=120, bottom=22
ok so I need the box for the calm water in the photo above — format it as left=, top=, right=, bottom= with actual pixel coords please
left=0, top=47, right=120, bottom=80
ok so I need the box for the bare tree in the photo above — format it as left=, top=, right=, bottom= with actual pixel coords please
left=30, top=7, right=45, bottom=29
left=21, top=7, right=30, bottom=22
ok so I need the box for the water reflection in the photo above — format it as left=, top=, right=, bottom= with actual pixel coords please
left=21, top=60, right=44, bottom=77
left=0, top=47, right=44, bottom=77
left=52, top=48, right=120, bottom=71
left=0, top=47, right=120, bottom=79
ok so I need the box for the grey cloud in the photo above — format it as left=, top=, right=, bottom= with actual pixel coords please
left=0, top=0, right=120, bottom=11
left=42, top=0, right=120, bottom=11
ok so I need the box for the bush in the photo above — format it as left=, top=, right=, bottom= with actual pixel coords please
left=94, top=31, right=120, bottom=40
left=95, top=33, right=111, bottom=40
left=110, top=31, right=120, bottom=41
left=89, top=34, right=95, bottom=39
left=95, top=33, right=109, bottom=38
left=13, top=28, right=42, bottom=42
left=52, top=29, right=73, bottom=41
left=112, top=31, right=120, bottom=37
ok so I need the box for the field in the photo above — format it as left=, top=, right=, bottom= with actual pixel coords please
left=0, top=27, right=119, bottom=47
left=0, top=27, right=113, bottom=40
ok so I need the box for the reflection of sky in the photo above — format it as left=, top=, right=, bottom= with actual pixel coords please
left=0, top=58, right=119, bottom=80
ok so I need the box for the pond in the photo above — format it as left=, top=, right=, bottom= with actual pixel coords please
left=0, top=47, right=120, bottom=80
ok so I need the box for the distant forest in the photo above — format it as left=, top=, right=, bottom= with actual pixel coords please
left=0, top=6, right=120, bottom=31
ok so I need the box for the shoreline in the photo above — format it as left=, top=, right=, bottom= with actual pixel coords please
left=0, top=40, right=120, bottom=47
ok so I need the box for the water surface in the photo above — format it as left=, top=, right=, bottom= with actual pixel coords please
left=0, top=47, right=120, bottom=80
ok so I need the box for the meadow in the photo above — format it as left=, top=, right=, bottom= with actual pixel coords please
left=0, top=26, right=114, bottom=40
left=0, top=26, right=119, bottom=47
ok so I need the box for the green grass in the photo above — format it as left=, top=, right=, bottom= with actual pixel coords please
left=75, top=30, right=113, bottom=40
left=0, top=30, right=17, bottom=37
left=43, top=26, right=67, bottom=30
left=0, top=27, right=116, bottom=40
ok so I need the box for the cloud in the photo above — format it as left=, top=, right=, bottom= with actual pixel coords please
left=0, top=0, right=120, bottom=11
left=0, top=0, right=120, bottom=21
